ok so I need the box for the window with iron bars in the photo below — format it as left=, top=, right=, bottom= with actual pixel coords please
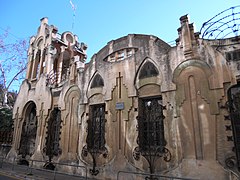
left=137, top=97, right=166, bottom=153
left=86, top=104, right=106, bottom=152
left=228, top=83, right=240, bottom=170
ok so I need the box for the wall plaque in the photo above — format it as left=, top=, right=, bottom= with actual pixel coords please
left=116, top=102, right=124, bottom=110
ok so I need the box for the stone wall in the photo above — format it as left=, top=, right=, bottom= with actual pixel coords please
left=7, top=16, right=240, bottom=180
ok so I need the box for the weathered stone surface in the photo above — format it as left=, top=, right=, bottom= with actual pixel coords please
left=7, top=16, right=240, bottom=179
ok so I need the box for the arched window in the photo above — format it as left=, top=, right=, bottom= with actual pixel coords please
left=40, top=48, right=46, bottom=75
left=19, top=103, right=37, bottom=159
left=139, top=62, right=159, bottom=79
left=32, top=50, right=41, bottom=79
left=27, top=51, right=34, bottom=79
left=45, top=108, right=62, bottom=161
left=61, top=51, right=70, bottom=81
left=90, top=74, right=104, bottom=88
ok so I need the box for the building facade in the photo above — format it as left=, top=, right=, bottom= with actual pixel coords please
left=7, top=15, right=240, bottom=179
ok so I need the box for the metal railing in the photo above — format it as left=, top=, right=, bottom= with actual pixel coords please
left=0, top=156, right=3, bottom=168
left=229, top=170, right=239, bottom=180
left=117, top=170, right=198, bottom=180
left=1, top=157, right=88, bottom=179
left=28, top=159, right=88, bottom=180
left=46, top=70, right=61, bottom=86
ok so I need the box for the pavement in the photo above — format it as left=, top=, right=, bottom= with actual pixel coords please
left=0, top=160, right=87, bottom=180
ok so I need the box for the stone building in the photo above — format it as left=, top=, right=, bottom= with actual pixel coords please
left=6, top=15, right=240, bottom=179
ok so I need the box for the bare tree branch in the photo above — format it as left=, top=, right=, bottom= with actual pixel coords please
left=0, top=29, right=28, bottom=106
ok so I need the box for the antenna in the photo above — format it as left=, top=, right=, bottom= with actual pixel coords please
left=69, top=0, right=77, bottom=31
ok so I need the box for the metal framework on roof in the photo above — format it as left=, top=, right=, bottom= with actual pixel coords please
left=200, top=5, right=240, bottom=39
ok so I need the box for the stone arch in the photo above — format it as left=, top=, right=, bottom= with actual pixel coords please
left=34, top=37, right=44, bottom=49
left=139, top=61, right=159, bottom=79
left=36, top=38, right=44, bottom=49
left=61, top=31, right=76, bottom=46
left=32, top=37, right=44, bottom=79
left=90, top=74, right=104, bottom=88
left=45, top=107, right=62, bottom=162
left=173, top=59, right=212, bottom=83
left=87, top=71, right=105, bottom=100
left=18, top=101, right=38, bottom=160
left=172, top=59, right=216, bottom=161
left=132, top=58, right=171, bottom=173
left=59, top=85, right=80, bottom=162
left=172, top=59, right=218, bottom=114
left=61, top=50, right=71, bottom=81
left=135, top=57, right=162, bottom=96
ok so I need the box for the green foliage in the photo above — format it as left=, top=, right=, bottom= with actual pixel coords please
left=0, top=107, right=13, bottom=131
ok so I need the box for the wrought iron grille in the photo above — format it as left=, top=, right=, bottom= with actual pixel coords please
left=45, top=108, right=62, bottom=162
left=19, top=104, right=37, bottom=159
left=138, top=97, right=166, bottom=152
left=134, top=97, right=171, bottom=179
left=83, top=104, right=107, bottom=176
left=87, top=104, right=106, bottom=151
left=228, top=83, right=240, bottom=170
left=46, top=69, right=60, bottom=86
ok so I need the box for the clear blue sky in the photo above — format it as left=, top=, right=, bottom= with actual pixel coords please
left=1, top=0, right=238, bottom=61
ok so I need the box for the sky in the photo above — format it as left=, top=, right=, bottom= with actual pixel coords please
left=0, top=0, right=239, bottom=90
left=1, top=0, right=239, bottom=60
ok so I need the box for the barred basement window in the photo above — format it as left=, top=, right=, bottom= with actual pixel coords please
left=87, top=104, right=106, bottom=152
left=137, top=97, right=166, bottom=152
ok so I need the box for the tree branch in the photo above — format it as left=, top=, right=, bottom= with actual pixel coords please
left=6, top=66, right=27, bottom=91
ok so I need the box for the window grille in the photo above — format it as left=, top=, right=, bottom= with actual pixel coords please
left=87, top=104, right=106, bottom=152
left=138, top=97, right=166, bottom=153
left=228, top=83, right=240, bottom=170
left=45, top=108, right=62, bottom=161
left=19, top=104, right=37, bottom=159
left=133, top=96, right=171, bottom=178
left=83, top=103, right=107, bottom=176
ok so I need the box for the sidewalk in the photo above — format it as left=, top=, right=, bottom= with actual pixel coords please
left=0, top=161, right=87, bottom=180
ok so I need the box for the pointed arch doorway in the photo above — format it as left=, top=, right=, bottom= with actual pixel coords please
left=18, top=101, right=37, bottom=165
